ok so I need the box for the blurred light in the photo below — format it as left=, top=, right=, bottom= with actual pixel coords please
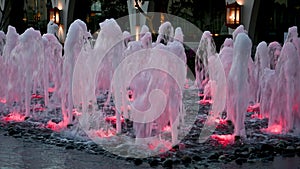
left=226, top=2, right=242, bottom=29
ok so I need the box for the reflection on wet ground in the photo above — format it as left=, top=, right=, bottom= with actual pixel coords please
left=0, top=133, right=159, bottom=169
left=1, top=132, right=300, bottom=169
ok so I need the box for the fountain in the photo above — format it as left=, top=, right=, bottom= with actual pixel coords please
left=219, top=38, right=233, bottom=84
left=65, top=19, right=189, bottom=157
left=3, top=26, right=19, bottom=108
left=253, top=41, right=269, bottom=103
left=0, top=30, right=5, bottom=106
left=9, top=28, right=44, bottom=118
left=0, top=16, right=300, bottom=162
left=259, top=68, right=275, bottom=119
left=268, top=42, right=282, bottom=70
left=258, top=42, right=282, bottom=119
left=155, top=21, right=174, bottom=45
left=60, top=19, right=91, bottom=126
left=268, top=41, right=300, bottom=134
left=226, top=33, right=252, bottom=137
left=42, top=33, right=63, bottom=106
left=195, top=31, right=216, bottom=91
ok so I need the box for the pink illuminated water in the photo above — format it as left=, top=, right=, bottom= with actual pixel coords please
left=0, top=17, right=300, bottom=157
left=227, top=32, right=252, bottom=137
left=2, top=112, right=25, bottom=122
left=195, top=31, right=216, bottom=90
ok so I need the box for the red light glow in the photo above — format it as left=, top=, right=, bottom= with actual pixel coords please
left=48, top=87, right=56, bottom=93
left=105, top=116, right=125, bottom=124
left=147, top=138, right=172, bottom=153
left=72, top=110, right=82, bottom=116
left=2, top=112, right=25, bottom=122
left=162, top=125, right=171, bottom=132
left=46, top=120, right=68, bottom=131
left=247, top=103, right=260, bottom=112
left=198, top=99, right=213, bottom=105
left=215, top=118, right=227, bottom=125
left=127, top=90, right=134, bottom=101
left=184, top=84, right=189, bottom=89
left=210, top=134, right=235, bottom=146
left=95, top=128, right=116, bottom=138
left=31, top=94, right=43, bottom=99
left=251, top=113, right=263, bottom=119
left=293, top=104, right=299, bottom=111
left=0, top=98, right=6, bottom=103
left=34, top=107, right=46, bottom=112
left=262, top=124, right=282, bottom=134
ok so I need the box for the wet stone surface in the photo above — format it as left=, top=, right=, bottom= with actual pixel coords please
left=0, top=90, right=300, bottom=168
left=1, top=104, right=300, bottom=169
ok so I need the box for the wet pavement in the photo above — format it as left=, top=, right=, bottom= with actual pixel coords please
left=1, top=131, right=300, bottom=169
left=0, top=131, right=160, bottom=169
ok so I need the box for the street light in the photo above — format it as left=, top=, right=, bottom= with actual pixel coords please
left=49, top=7, right=61, bottom=25
left=225, top=2, right=241, bottom=29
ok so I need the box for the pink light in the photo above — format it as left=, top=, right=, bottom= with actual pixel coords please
left=262, top=124, right=282, bottom=134
left=46, top=120, right=68, bottom=131
left=293, top=104, right=299, bottom=111
left=147, top=139, right=172, bottom=152
left=247, top=103, right=260, bottom=112
left=72, top=110, right=82, bottom=116
left=95, top=128, right=116, bottom=138
left=184, top=83, right=190, bottom=89
left=215, top=118, right=227, bottom=125
left=127, top=90, right=134, bottom=101
left=105, top=116, right=125, bottom=124
left=48, top=87, right=55, bottom=93
left=198, top=99, right=213, bottom=105
left=148, top=142, right=156, bottom=150
left=2, top=112, right=25, bottom=122
left=31, top=94, right=43, bottom=99
left=34, top=107, right=46, bottom=112
left=0, top=98, right=6, bottom=103
left=210, top=134, right=235, bottom=146
left=162, top=125, right=171, bottom=132
left=251, top=113, right=263, bottom=119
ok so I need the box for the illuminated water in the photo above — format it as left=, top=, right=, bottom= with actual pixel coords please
left=0, top=18, right=300, bottom=165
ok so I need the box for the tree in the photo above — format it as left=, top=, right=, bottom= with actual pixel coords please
left=100, top=0, right=128, bottom=20
left=0, top=0, right=10, bottom=31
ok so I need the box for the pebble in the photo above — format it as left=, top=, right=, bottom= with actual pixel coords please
left=181, top=155, right=192, bottom=164
left=192, top=155, right=203, bottom=161
left=235, top=158, right=247, bottom=165
left=218, top=154, right=228, bottom=161
left=208, top=152, right=220, bottom=160
left=56, top=142, right=65, bottom=147
left=1, top=106, right=300, bottom=169
left=133, top=158, right=143, bottom=166
left=283, top=146, right=296, bottom=157
left=296, top=146, right=300, bottom=152
left=12, top=133, right=22, bottom=138
left=259, top=143, right=274, bottom=152
left=162, top=159, right=173, bottom=168
left=148, top=158, right=159, bottom=167
left=65, top=144, right=75, bottom=150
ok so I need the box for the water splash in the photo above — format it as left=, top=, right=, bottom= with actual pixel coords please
left=226, top=33, right=252, bottom=137
left=195, top=31, right=216, bottom=90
